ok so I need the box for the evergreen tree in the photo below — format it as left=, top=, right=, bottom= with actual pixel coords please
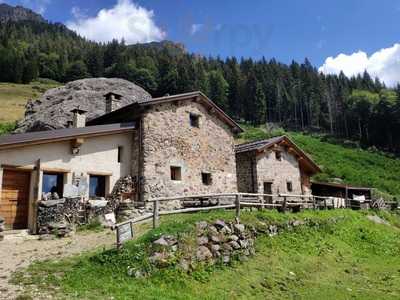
left=64, top=60, right=89, bottom=82
left=208, top=70, right=229, bottom=111
left=22, top=59, right=39, bottom=83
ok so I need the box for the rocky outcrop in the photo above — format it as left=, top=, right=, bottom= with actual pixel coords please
left=15, top=78, right=152, bottom=133
left=0, top=3, right=45, bottom=24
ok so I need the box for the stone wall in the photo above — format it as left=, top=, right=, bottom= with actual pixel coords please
left=37, top=197, right=110, bottom=237
left=236, top=151, right=257, bottom=193
left=140, top=100, right=238, bottom=203
left=255, top=146, right=303, bottom=195
left=129, top=130, right=141, bottom=201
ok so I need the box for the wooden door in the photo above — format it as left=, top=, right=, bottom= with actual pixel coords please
left=263, top=182, right=273, bottom=203
left=0, top=170, right=31, bottom=229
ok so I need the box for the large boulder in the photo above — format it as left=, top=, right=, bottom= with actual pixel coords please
left=15, top=78, right=152, bottom=133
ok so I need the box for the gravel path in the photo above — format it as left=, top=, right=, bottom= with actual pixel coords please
left=0, top=230, right=116, bottom=299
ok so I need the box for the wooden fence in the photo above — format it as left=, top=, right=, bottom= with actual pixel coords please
left=114, top=192, right=398, bottom=247
left=114, top=193, right=340, bottom=247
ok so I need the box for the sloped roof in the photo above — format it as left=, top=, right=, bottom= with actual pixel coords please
left=0, top=123, right=136, bottom=150
left=235, top=136, right=284, bottom=153
left=235, top=135, right=321, bottom=174
left=88, top=91, right=243, bottom=133
left=311, top=181, right=372, bottom=191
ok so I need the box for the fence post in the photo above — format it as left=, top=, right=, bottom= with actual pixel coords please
left=153, top=200, right=159, bottom=229
left=282, top=196, right=287, bottom=213
left=235, top=194, right=241, bottom=219
left=324, top=198, right=327, bottom=210
left=260, top=195, right=265, bottom=210
left=312, top=196, right=316, bottom=210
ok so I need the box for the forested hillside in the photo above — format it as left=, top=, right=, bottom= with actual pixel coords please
left=1, top=4, right=400, bottom=153
left=239, top=125, right=400, bottom=199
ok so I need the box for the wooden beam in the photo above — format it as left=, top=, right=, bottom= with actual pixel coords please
left=72, top=138, right=85, bottom=147
left=32, top=159, right=41, bottom=233
left=193, top=96, right=201, bottom=102
left=1, top=164, right=34, bottom=171
left=87, top=171, right=113, bottom=176
left=41, top=167, right=71, bottom=174
left=287, top=147, right=295, bottom=154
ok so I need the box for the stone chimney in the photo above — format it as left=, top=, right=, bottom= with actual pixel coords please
left=104, top=92, right=122, bottom=114
left=70, top=108, right=87, bottom=128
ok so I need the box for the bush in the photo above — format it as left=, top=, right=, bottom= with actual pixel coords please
left=239, top=123, right=286, bottom=142
left=0, top=122, right=16, bottom=135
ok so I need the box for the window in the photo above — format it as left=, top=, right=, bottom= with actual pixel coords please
left=170, top=166, right=182, bottom=181
left=201, top=172, right=212, bottom=185
left=189, top=113, right=200, bottom=128
left=118, top=146, right=123, bottom=163
left=287, top=181, right=293, bottom=192
left=275, top=151, right=282, bottom=161
left=89, top=175, right=106, bottom=198
left=42, top=173, right=64, bottom=197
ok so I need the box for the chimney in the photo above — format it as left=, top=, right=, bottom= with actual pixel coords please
left=104, top=92, right=122, bottom=114
left=70, top=108, right=87, bottom=128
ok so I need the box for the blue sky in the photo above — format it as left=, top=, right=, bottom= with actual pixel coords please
left=4, top=0, right=400, bottom=84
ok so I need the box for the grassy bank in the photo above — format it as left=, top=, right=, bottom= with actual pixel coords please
left=0, top=80, right=59, bottom=123
left=237, top=125, right=400, bottom=199
left=13, top=209, right=400, bottom=299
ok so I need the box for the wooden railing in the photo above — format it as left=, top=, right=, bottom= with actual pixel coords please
left=128, top=193, right=335, bottom=230
left=114, top=192, right=396, bottom=247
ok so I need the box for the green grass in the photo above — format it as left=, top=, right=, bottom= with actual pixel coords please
left=76, top=219, right=104, bottom=233
left=237, top=125, right=400, bottom=199
left=13, top=209, right=400, bottom=299
left=0, top=122, right=16, bottom=135
left=290, top=132, right=400, bottom=199
left=0, top=80, right=60, bottom=123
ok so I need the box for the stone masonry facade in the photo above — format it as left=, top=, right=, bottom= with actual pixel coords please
left=236, top=146, right=307, bottom=196
left=236, top=151, right=257, bottom=193
left=255, top=146, right=303, bottom=195
left=140, top=100, right=238, bottom=203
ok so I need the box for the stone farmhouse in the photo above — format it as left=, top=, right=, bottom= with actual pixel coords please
left=235, top=136, right=321, bottom=200
left=0, top=91, right=242, bottom=232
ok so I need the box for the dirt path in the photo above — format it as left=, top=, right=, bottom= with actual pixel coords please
left=0, top=230, right=116, bottom=300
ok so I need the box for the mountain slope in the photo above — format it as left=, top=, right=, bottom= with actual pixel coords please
left=0, top=3, right=45, bottom=23
left=0, top=3, right=399, bottom=155
left=0, top=81, right=60, bottom=123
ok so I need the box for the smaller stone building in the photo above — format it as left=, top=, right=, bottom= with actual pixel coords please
left=235, top=136, right=320, bottom=198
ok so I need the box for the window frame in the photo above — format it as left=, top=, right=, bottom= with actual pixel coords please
left=201, top=172, right=212, bottom=186
left=275, top=151, right=282, bottom=161
left=89, top=175, right=107, bottom=198
left=189, top=113, right=200, bottom=128
left=42, top=172, right=64, bottom=197
left=170, top=166, right=182, bottom=181
left=286, top=181, right=293, bottom=192
left=118, top=146, right=123, bottom=163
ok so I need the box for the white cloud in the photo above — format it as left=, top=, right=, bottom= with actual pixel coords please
left=190, top=23, right=204, bottom=35
left=319, top=43, right=400, bottom=86
left=67, top=0, right=165, bottom=44
left=71, top=6, right=87, bottom=20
